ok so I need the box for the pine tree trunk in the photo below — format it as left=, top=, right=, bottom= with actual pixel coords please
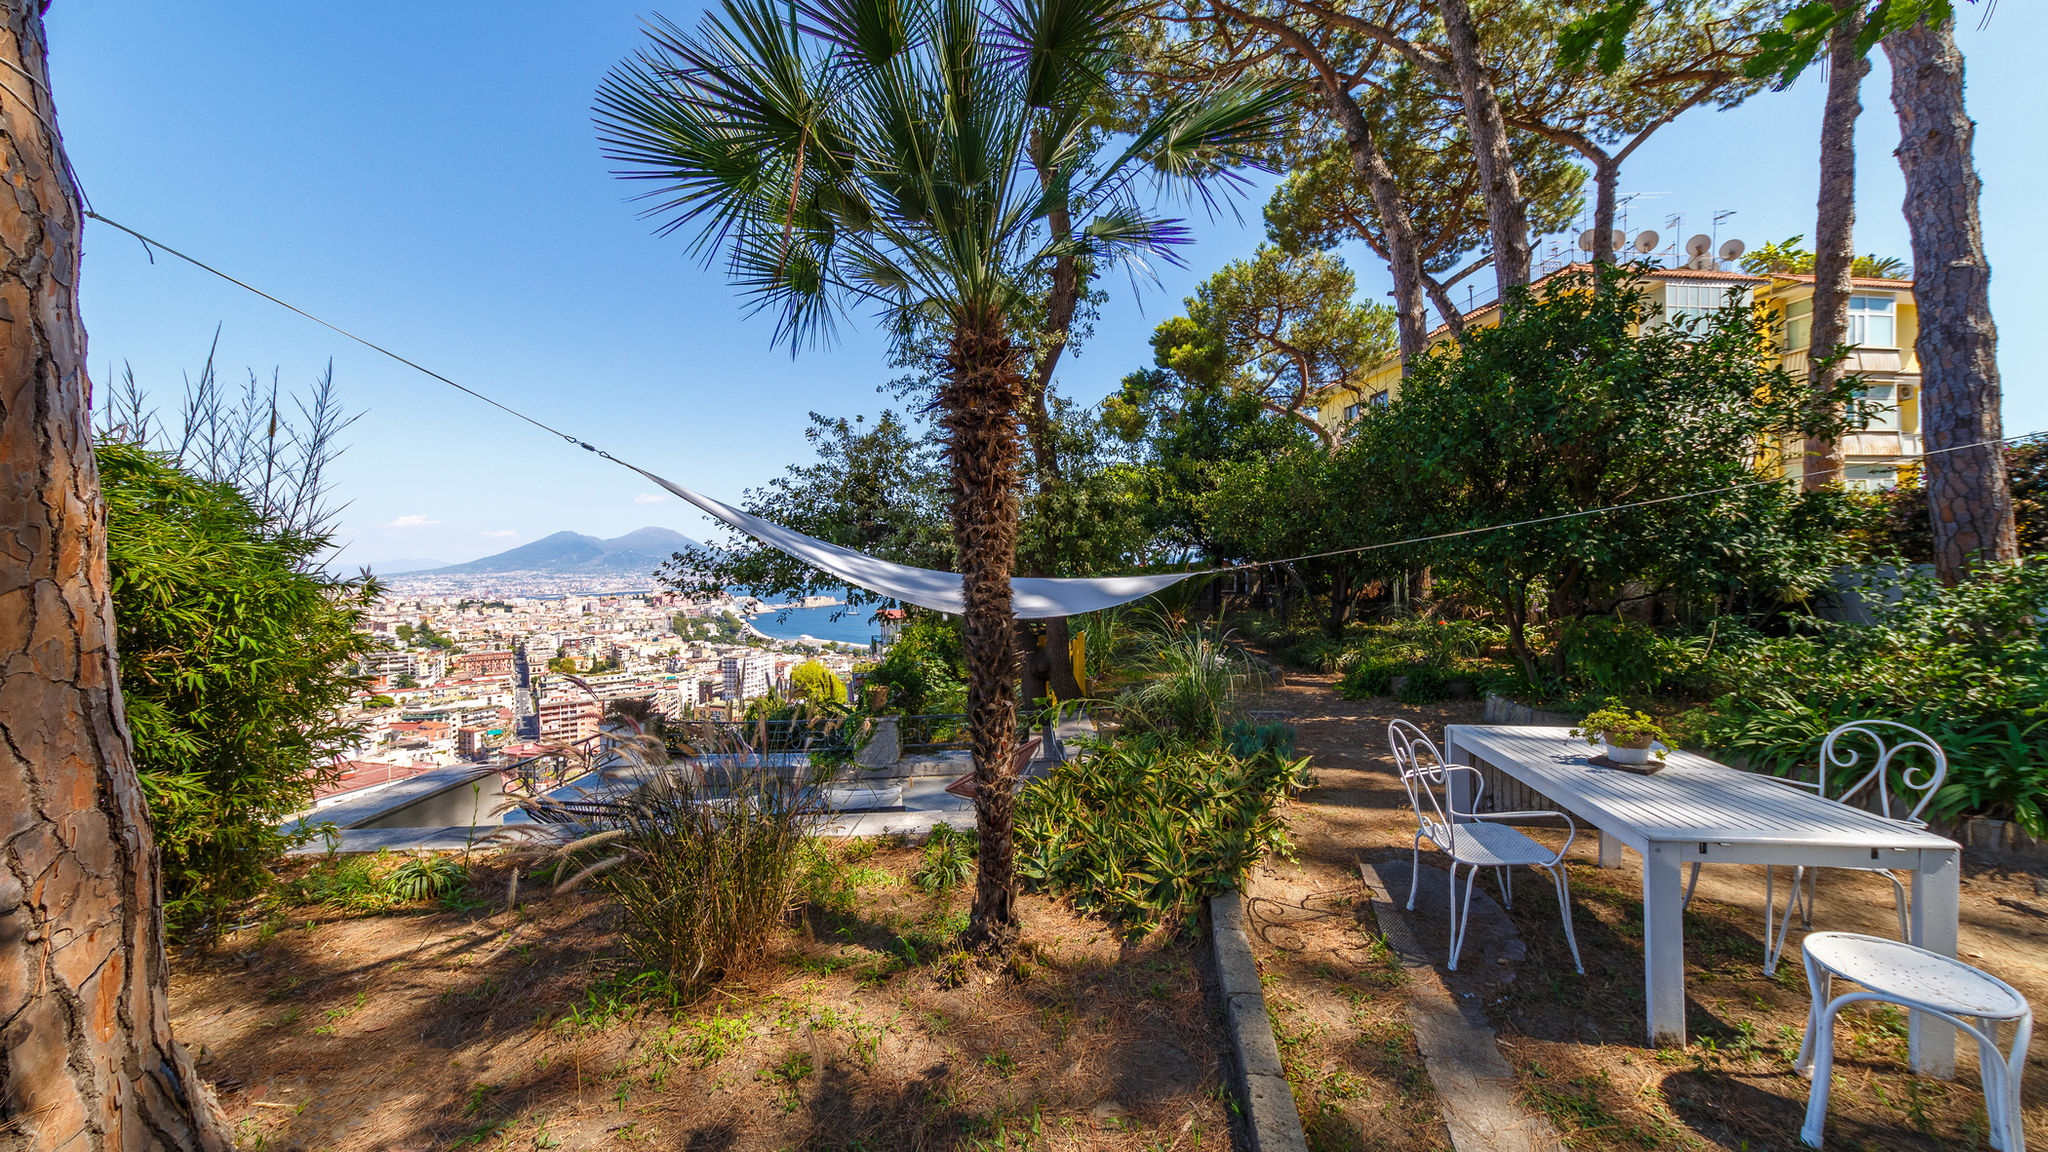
left=0, top=5, right=231, bottom=1148
left=941, top=309, right=1024, bottom=954
left=1333, top=101, right=1429, bottom=363
left=1436, top=0, right=1530, bottom=292
left=1885, top=16, right=2017, bottom=580
left=1590, top=154, right=1619, bottom=271
left=1806, top=0, right=1868, bottom=490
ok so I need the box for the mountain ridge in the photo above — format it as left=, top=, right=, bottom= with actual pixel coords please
left=394, top=527, right=703, bottom=576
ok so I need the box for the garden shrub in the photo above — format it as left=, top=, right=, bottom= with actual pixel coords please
left=1686, top=560, right=2048, bottom=834
left=1393, top=664, right=1452, bottom=704
left=99, top=439, right=375, bottom=936
left=1114, top=623, right=1258, bottom=744
left=1016, top=735, right=1312, bottom=934
left=856, top=615, right=966, bottom=714
left=1336, top=659, right=1401, bottom=699
left=1225, top=719, right=1298, bottom=760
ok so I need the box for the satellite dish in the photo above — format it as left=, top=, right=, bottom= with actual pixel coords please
left=1577, top=229, right=1597, bottom=252
left=1719, top=238, right=1747, bottom=261
left=1685, top=233, right=1714, bottom=258
left=1610, top=229, right=1627, bottom=250
left=1633, top=230, right=1659, bottom=254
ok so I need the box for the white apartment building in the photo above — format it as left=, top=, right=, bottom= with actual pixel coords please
left=721, top=655, right=770, bottom=701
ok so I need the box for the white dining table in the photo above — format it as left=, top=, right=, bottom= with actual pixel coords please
left=1441, top=724, right=1962, bottom=1076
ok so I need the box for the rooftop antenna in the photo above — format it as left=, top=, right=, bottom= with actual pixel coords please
left=1712, top=209, right=1736, bottom=250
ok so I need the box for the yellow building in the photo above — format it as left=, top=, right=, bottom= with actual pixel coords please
left=1306, top=264, right=1922, bottom=490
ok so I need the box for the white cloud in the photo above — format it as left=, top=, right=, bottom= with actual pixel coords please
left=380, top=514, right=441, bottom=528
left=633, top=493, right=669, bottom=504
left=479, top=529, right=519, bottom=539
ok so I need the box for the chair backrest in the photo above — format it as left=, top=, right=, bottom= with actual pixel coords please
left=1819, top=720, right=1948, bottom=825
left=1388, top=719, right=1479, bottom=849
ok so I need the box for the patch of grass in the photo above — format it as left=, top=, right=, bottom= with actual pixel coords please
left=1521, top=1064, right=1676, bottom=1149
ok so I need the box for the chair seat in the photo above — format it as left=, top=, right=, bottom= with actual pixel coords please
left=1426, top=820, right=1556, bottom=868
left=1805, top=932, right=2028, bottom=1019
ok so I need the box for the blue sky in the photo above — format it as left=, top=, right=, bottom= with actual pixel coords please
left=48, top=2, right=2046, bottom=569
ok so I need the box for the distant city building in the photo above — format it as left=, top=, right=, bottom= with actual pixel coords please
left=454, top=650, right=517, bottom=678
left=537, top=697, right=600, bottom=744
left=721, top=655, right=769, bottom=701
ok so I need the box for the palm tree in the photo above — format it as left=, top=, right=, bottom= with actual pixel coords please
left=595, top=0, right=1284, bottom=950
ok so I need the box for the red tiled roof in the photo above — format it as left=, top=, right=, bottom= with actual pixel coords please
left=1762, top=272, right=1916, bottom=290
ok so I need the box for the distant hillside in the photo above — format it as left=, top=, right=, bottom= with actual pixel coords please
left=405, top=527, right=703, bottom=576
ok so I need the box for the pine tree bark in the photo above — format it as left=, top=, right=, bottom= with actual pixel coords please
left=0, top=4, right=231, bottom=1148
left=942, top=309, right=1024, bottom=954
left=1885, top=15, right=2017, bottom=580
left=1436, top=0, right=1530, bottom=292
left=1805, top=0, right=1868, bottom=490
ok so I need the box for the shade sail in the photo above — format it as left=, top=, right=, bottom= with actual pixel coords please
left=631, top=466, right=1194, bottom=618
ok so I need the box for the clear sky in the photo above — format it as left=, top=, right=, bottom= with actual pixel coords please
left=46, top=2, right=2046, bottom=570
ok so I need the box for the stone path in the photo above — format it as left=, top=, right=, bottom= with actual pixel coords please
left=1239, top=673, right=1566, bottom=1152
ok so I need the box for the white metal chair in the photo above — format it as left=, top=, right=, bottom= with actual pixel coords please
left=1389, top=720, right=1583, bottom=974
left=1685, top=719, right=1948, bottom=975
left=1795, top=931, right=2031, bottom=1150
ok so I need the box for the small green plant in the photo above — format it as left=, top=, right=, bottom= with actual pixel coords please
left=1573, top=706, right=1670, bottom=757
left=385, top=854, right=469, bottom=902
left=911, top=823, right=977, bottom=894
left=685, top=1013, right=752, bottom=1066
left=764, top=1051, right=814, bottom=1112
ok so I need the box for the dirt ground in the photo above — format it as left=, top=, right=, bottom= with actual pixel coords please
left=172, top=845, right=1236, bottom=1151
left=1246, top=670, right=2048, bottom=1152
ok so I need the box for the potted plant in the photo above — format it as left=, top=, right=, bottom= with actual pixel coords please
left=1573, top=706, right=1670, bottom=766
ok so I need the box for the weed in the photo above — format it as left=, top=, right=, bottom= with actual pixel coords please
left=912, top=823, right=978, bottom=893
left=463, top=1083, right=501, bottom=1117
left=982, top=1047, right=1017, bottom=1077
left=764, top=1051, right=814, bottom=1111
left=685, top=1012, right=753, bottom=1066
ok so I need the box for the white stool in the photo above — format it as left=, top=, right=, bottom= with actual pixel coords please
left=1795, top=931, right=2032, bottom=1150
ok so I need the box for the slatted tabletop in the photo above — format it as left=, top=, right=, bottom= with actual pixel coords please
left=1443, top=725, right=1956, bottom=851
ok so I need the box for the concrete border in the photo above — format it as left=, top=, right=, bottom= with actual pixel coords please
left=1209, top=889, right=1309, bottom=1152
left=1356, top=860, right=1563, bottom=1152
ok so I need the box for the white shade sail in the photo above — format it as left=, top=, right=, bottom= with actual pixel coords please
left=632, top=466, right=1195, bottom=618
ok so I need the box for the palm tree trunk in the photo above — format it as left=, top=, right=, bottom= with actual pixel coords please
left=0, top=4, right=231, bottom=1147
left=1885, top=15, right=2017, bottom=580
left=1806, top=0, right=1868, bottom=490
left=941, top=308, right=1025, bottom=953
left=1437, top=0, right=1531, bottom=292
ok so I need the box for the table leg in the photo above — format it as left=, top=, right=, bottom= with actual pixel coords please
left=1599, top=830, right=1624, bottom=869
left=1908, top=848, right=1960, bottom=1078
left=1643, top=841, right=1687, bottom=1047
